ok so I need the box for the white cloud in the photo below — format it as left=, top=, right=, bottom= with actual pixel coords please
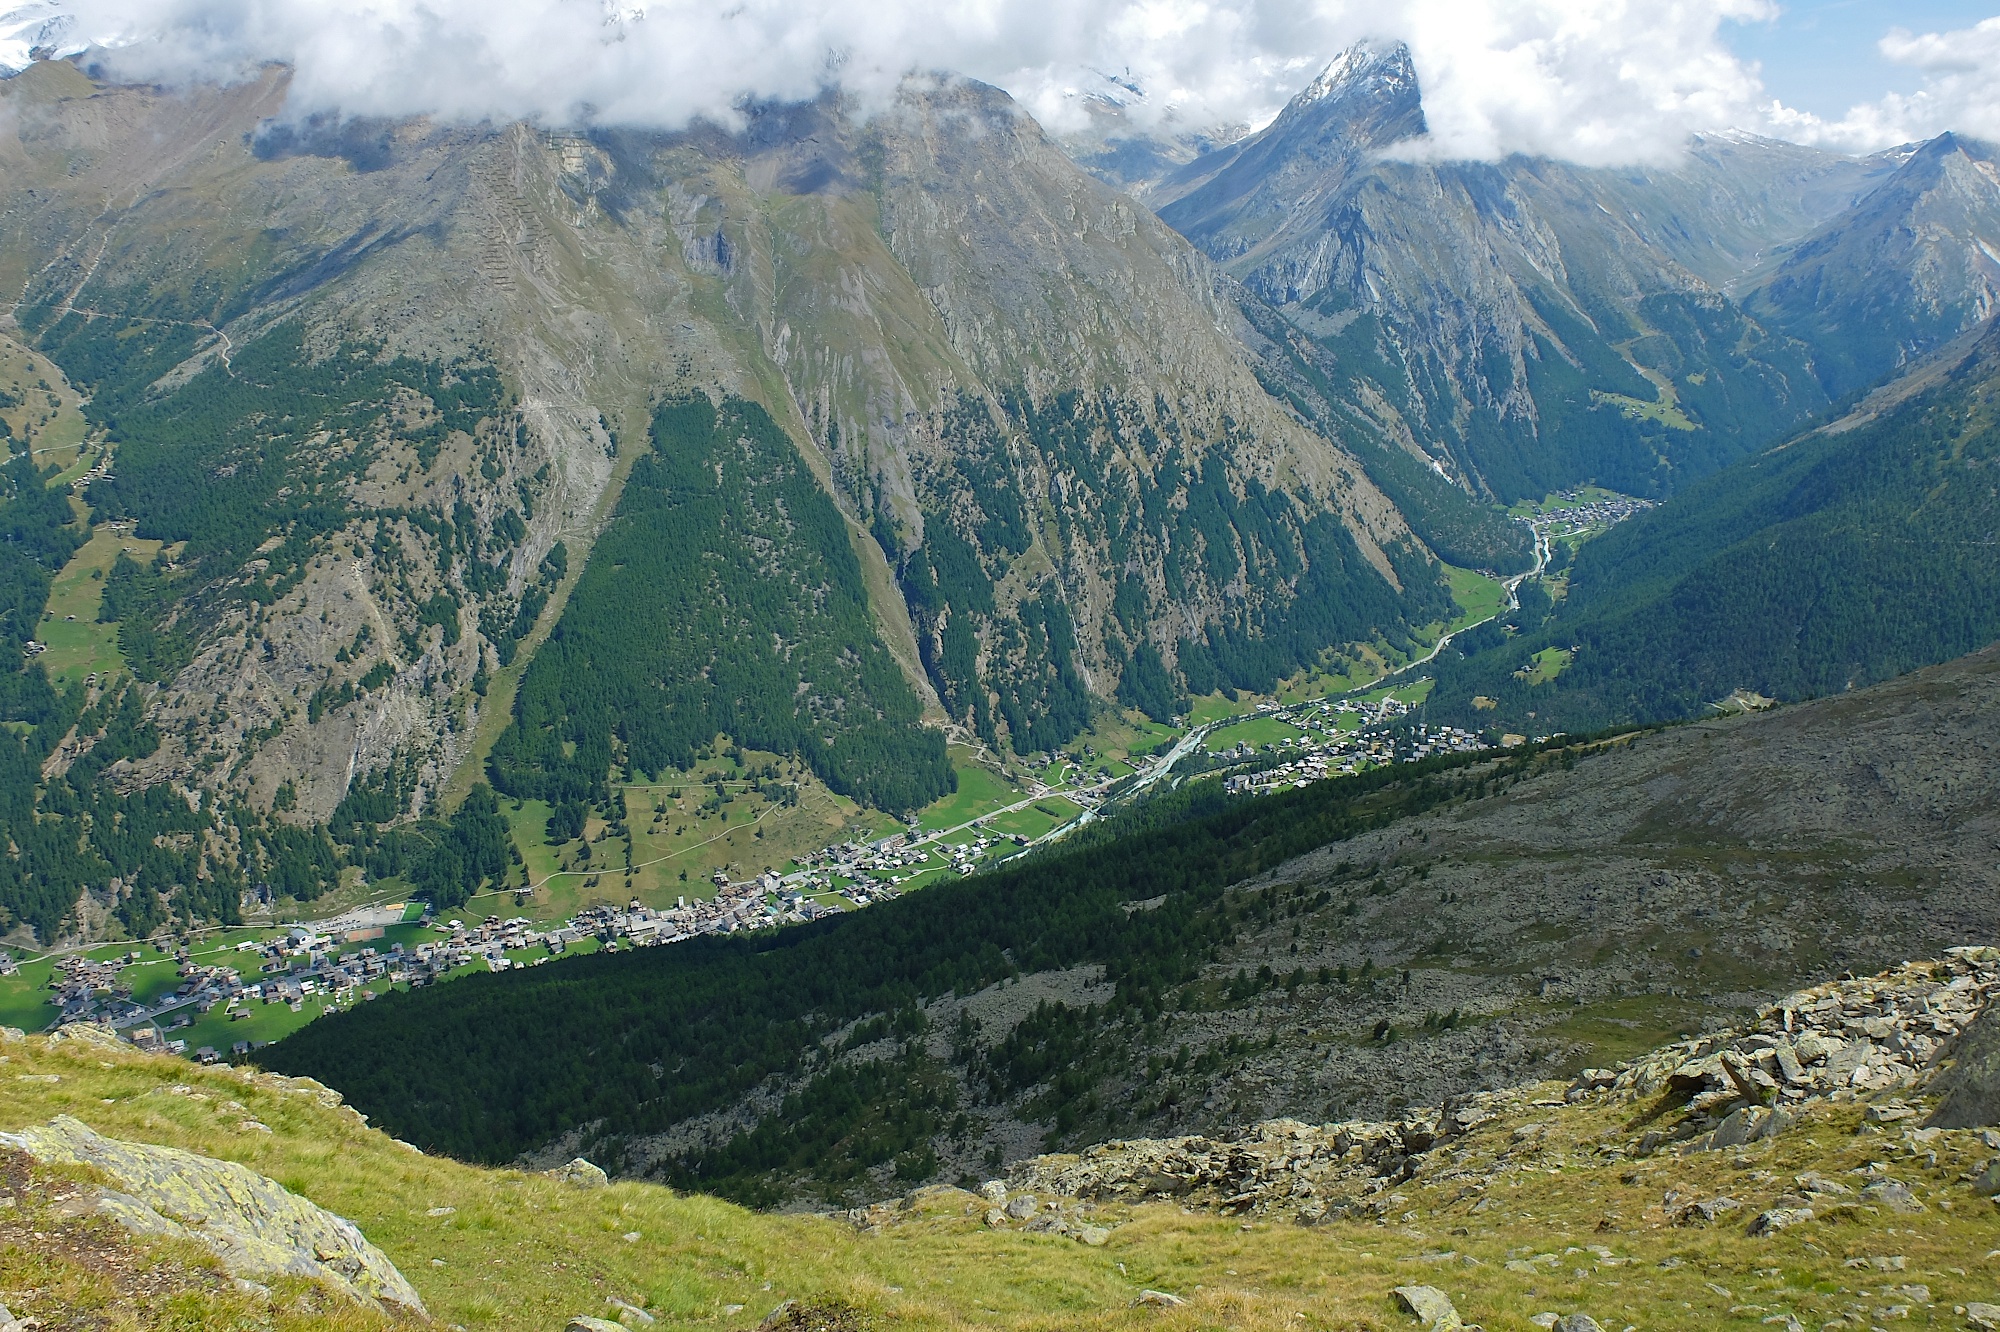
left=6, top=0, right=1778, bottom=165
left=1760, top=15, right=2000, bottom=153
left=1390, top=0, right=1776, bottom=166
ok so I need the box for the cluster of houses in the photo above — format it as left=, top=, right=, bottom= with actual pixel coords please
left=1219, top=698, right=1495, bottom=797
left=1520, top=490, right=1653, bottom=542
left=572, top=871, right=842, bottom=944
left=791, top=829, right=1020, bottom=900
left=35, top=873, right=867, bottom=1061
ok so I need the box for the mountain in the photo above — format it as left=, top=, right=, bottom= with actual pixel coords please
left=1745, top=132, right=2000, bottom=400
left=260, top=641, right=2000, bottom=1205
left=1428, top=312, right=2000, bottom=732
left=1147, top=41, right=1884, bottom=503
left=0, top=59, right=1465, bottom=943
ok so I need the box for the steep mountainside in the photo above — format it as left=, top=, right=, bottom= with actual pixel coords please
left=0, top=60, right=1459, bottom=943
left=262, top=642, right=2000, bottom=1207
left=1149, top=42, right=1880, bottom=503
left=1429, top=313, right=2000, bottom=732
left=1746, top=132, right=2000, bottom=400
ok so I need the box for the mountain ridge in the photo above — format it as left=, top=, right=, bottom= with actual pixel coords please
left=1145, top=41, right=1888, bottom=504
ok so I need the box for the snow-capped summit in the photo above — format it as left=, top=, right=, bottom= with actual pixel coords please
left=0, top=2, right=84, bottom=76
left=1298, top=38, right=1418, bottom=110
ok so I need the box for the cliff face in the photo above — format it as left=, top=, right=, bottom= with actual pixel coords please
left=0, top=60, right=1447, bottom=851
left=1150, top=42, right=1880, bottom=503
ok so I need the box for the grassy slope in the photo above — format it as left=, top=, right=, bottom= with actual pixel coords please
left=3, top=1025, right=1998, bottom=1331
left=34, top=513, right=167, bottom=688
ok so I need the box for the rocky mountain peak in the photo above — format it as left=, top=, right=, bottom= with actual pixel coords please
left=1298, top=38, right=1417, bottom=111
left=1279, top=37, right=1426, bottom=151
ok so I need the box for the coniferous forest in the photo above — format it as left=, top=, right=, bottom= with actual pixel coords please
left=487, top=394, right=954, bottom=815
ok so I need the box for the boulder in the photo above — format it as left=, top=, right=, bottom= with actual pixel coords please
left=1927, top=1000, right=2000, bottom=1129
left=1553, top=1317, right=1604, bottom=1332
left=1078, top=1225, right=1111, bottom=1246
left=607, top=1296, right=656, bottom=1324
left=1966, top=1303, right=2000, bottom=1331
left=0, top=1115, right=423, bottom=1312
left=1706, top=1105, right=1791, bottom=1151
left=1859, top=1180, right=1925, bottom=1213
left=1672, top=1196, right=1742, bottom=1226
left=1749, top=1207, right=1813, bottom=1235
left=1391, top=1284, right=1463, bottom=1330
left=46, top=1021, right=122, bottom=1048
left=567, top=1319, right=626, bottom=1332
left=545, top=1158, right=610, bottom=1188
left=1004, top=1193, right=1037, bottom=1220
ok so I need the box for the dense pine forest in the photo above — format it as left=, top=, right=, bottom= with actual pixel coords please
left=884, top=388, right=1459, bottom=747
left=487, top=394, right=953, bottom=815
left=260, top=734, right=1600, bottom=1203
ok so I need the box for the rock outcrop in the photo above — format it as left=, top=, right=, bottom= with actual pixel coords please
left=1925, top=992, right=2000, bottom=1129
left=546, top=1157, right=610, bottom=1188
left=1007, top=950, right=2000, bottom=1222
left=0, top=1115, right=424, bottom=1312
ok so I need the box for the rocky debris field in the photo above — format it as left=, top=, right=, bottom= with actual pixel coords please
left=1005, top=949, right=2000, bottom=1231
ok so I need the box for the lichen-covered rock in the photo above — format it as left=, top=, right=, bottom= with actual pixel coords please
left=1391, top=1284, right=1462, bottom=1329
left=545, top=1157, right=609, bottom=1188
left=0, top=1115, right=423, bottom=1312
left=45, top=1020, right=121, bottom=1048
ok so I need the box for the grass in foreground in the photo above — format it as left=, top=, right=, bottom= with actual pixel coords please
left=3, top=1027, right=1997, bottom=1331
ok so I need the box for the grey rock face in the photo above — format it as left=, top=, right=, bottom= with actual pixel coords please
left=1153, top=40, right=1872, bottom=502
left=1926, top=999, right=2000, bottom=1129
left=0, top=1115, right=423, bottom=1311
left=1746, top=133, right=2000, bottom=399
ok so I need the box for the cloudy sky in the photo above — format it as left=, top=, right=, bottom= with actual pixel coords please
left=1, top=0, right=1996, bottom=164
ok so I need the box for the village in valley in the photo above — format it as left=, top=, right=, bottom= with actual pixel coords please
left=8, top=677, right=1497, bottom=1060
left=1, top=494, right=1655, bottom=1058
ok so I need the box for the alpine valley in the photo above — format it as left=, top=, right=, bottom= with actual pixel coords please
left=2, top=26, right=2000, bottom=1329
